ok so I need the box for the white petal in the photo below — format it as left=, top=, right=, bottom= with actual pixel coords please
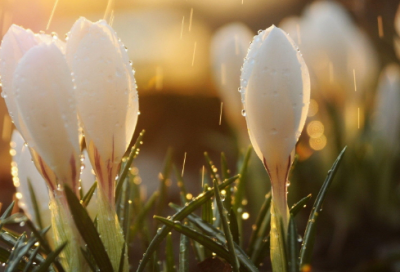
left=67, top=20, right=138, bottom=172
left=13, top=43, right=80, bottom=189
left=0, top=25, right=39, bottom=137
left=242, top=26, right=310, bottom=167
left=372, top=64, right=400, bottom=149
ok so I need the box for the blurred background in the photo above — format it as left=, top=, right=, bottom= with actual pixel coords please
left=1, top=0, right=400, bottom=271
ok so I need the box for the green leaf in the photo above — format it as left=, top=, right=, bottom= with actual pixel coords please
left=232, top=146, right=252, bottom=213
left=220, top=153, right=232, bottom=211
left=289, top=194, right=312, bottom=217
left=229, top=208, right=240, bottom=245
left=213, top=179, right=240, bottom=272
left=23, top=245, right=40, bottom=272
left=6, top=236, right=36, bottom=272
left=135, top=174, right=240, bottom=272
left=299, top=147, right=347, bottom=269
left=166, top=232, right=175, bottom=272
left=170, top=205, right=258, bottom=272
left=33, top=241, right=67, bottom=272
left=287, top=215, right=299, bottom=272
left=28, top=179, right=43, bottom=230
left=203, top=152, right=221, bottom=182
left=248, top=193, right=271, bottom=256
left=178, top=227, right=189, bottom=272
left=155, top=148, right=174, bottom=218
left=64, top=186, right=114, bottom=272
left=130, top=191, right=159, bottom=239
left=115, top=130, right=145, bottom=204
left=82, top=181, right=97, bottom=208
left=0, top=202, right=15, bottom=229
left=118, top=243, right=126, bottom=272
left=80, top=248, right=98, bottom=272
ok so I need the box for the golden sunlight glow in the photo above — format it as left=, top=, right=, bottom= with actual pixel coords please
left=307, top=121, right=324, bottom=138
left=309, top=134, right=327, bottom=151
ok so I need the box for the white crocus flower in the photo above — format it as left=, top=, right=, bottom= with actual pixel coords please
left=211, top=22, right=253, bottom=141
left=372, top=64, right=400, bottom=151
left=0, top=25, right=84, bottom=271
left=66, top=17, right=138, bottom=271
left=66, top=17, right=139, bottom=204
left=240, top=26, right=310, bottom=271
left=0, top=25, right=81, bottom=193
left=12, top=130, right=98, bottom=231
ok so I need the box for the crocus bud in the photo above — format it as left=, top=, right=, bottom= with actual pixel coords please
left=372, top=64, right=400, bottom=151
left=66, top=17, right=139, bottom=204
left=66, top=17, right=137, bottom=271
left=210, top=22, right=253, bottom=141
left=241, top=25, right=310, bottom=226
left=0, top=26, right=81, bottom=193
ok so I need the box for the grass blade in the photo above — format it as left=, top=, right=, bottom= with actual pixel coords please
left=299, top=147, right=347, bottom=268
left=178, top=226, right=189, bottom=272
left=229, top=208, right=240, bottom=245
left=28, top=179, right=43, bottom=230
left=289, top=194, right=312, bottom=217
left=232, top=146, right=252, bottom=213
left=115, top=130, right=145, bottom=204
left=82, top=181, right=97, bottom=208
left=81, top=248, right=98, bottom=272
left=130, top=191, right=159, bottom=239
left=155, top=148, right=173, bottom=218
left=220, top=153, right=232, bottom=211
left=166, top=232, right=175, bottom=272
left=135, top=174, right=239, bottom=272
left=248, top=193, right=271, bottom=256
left=118, top=243, right=126, bottom=272
left=288, top=215, right=299, bottom=272
left=213, top=179, right=240, bottom=272
left=64, top=186, right=114, bottom=272
left=23, top=245, right=40, bottom=272
left=33, top=242, right=67, bottom=272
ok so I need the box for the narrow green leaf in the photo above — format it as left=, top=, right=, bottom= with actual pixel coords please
left=213, top=179, right=240, bottom=272
left=203, top=152, right=221, bottom=182
left=0, top=202, right=15, bottom=229
left=33, top=241, right=67, bottom=272
left=248, top=193, right=271, bottom=256
left=220, top=153, right=231, bottom=211
left=178, top=227, right=189, bottom=272
left=130, top=191, right=159, bottom=239
left=23, top=245, right=40, bottom=272
left=6, top=236, right=36, bottom=272
left=288, top=215, right=299, bottom=272
left=135, top=174, right=240, bottom=272
left=118, top=243, right=126, bottom=272
left=169, top=204, right=259, bottom=272
left=299, top=147, right=347, bottom=268
left=166, top=232, right=175, bottom=272
left=82, top=181, right=97, bottom=208
left=80, top=248, right=98, bottom=272
left=64, top=186, right=114, bottom=272
left=28, top=179, right=43, bottom=230
left=155, top=148, right=173, bottom=218
left=229, top=208, right=240, bottom=245
left=115, top=130, right=145, bottom=204
left=233, top=146, right=252, bottom=213
left=7, top=232, right=26, bottom=263
left=289, top=194, right=312, bottom=217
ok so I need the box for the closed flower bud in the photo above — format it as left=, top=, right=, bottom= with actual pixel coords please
left=240, top=25, right=310, bottom=227
left=0, top=26, right=81, bottom=193
left=372, top=64, right=400, bottom=150
left=66, top=17, right=139, bottom=203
